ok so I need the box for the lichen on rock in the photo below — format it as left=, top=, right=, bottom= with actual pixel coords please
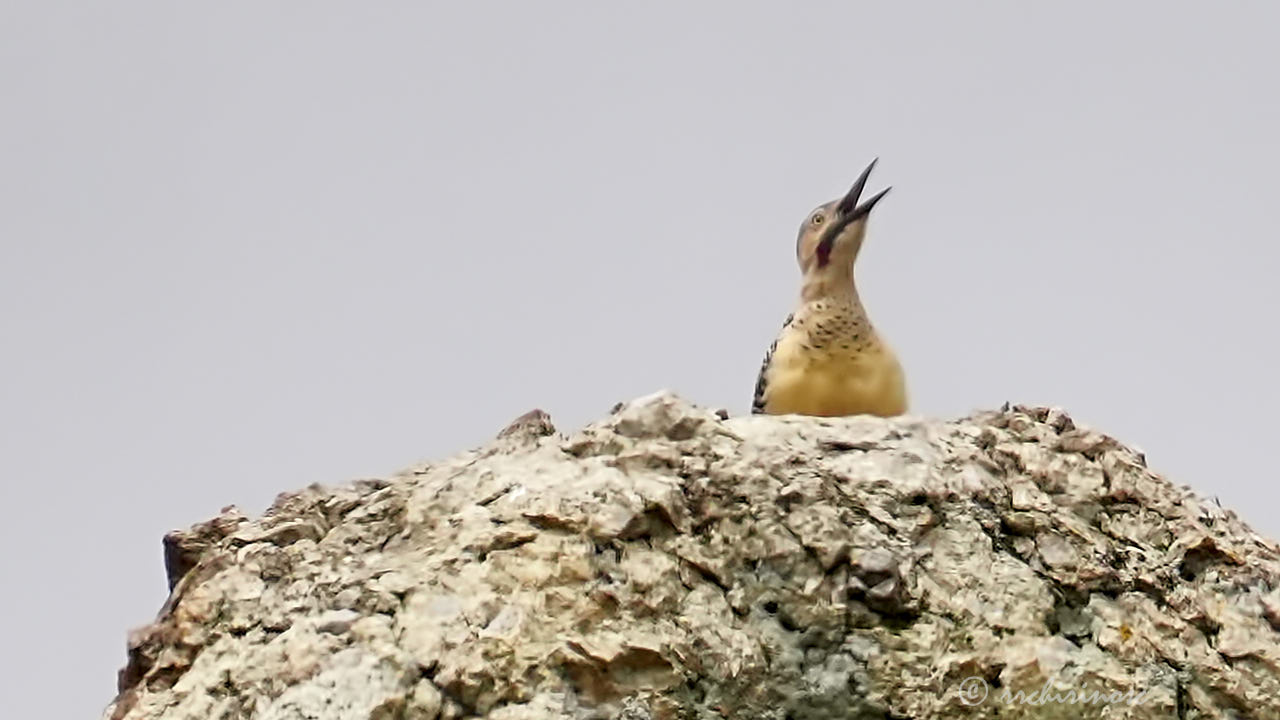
left=105, top=392, right=1280, bottom=719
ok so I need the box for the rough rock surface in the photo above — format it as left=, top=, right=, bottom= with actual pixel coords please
left=104, top=392, right=1280, bottom=719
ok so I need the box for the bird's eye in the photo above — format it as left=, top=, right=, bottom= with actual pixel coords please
left=811, top=214, right=824, bottom=226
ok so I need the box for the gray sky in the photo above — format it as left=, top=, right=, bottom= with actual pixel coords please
left=3, top=2, right=1279, bottom=717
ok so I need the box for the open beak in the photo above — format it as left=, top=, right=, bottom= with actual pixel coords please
left=825, top=159, right=891, bottom=240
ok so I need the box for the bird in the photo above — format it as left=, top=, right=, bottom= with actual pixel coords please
left=751, top=159, right=907, bottom=417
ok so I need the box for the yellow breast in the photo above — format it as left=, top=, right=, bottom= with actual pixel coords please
left=762, top=331, right=907, bottom=417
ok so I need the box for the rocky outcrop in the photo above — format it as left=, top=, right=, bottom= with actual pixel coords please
left=104, top=392, right=1280, bottom=719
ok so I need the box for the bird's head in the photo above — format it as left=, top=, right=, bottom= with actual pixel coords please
left=795, top=159, right=890, bottom=276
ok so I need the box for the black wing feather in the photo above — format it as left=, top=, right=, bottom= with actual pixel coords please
left=751, top=313, right=793, bottom=414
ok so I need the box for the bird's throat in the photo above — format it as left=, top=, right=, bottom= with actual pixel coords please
left=800, top=270, right=860, bottom=305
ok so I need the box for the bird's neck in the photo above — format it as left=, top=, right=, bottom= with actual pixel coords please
left=793, top=275, right=875, bottom=352
left=797, top=273, right=871, bottom=331
left=800, top=268, right=862, bottom=308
